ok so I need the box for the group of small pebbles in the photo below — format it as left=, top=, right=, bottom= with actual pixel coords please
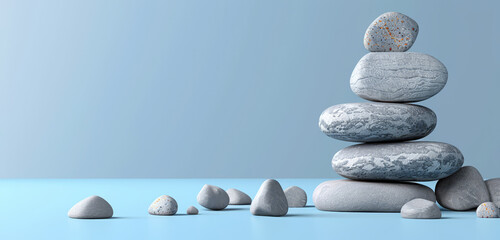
left=67, top=179, right=307, bottom=218
left=67, top=12, right=499, bottom=220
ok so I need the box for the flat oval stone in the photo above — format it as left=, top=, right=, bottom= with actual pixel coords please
left=364, top=12, right=418, bottom=52
left=313, top=179, right=435, bottom=212
left=435, top=166, right=490, bottom=210
left=400, top=198, right=441, bottom=219
left=319, top=103, right=436, bottom=142
left=351, top=52, right=448, bottom=102
left=332, top=141, right=464, bottom=181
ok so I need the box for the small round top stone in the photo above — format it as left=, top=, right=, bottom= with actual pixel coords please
left=364, top=12, right=419, bottom=52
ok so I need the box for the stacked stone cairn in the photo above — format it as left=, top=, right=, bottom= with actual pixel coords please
left=313, top=12, right=468, bottom=218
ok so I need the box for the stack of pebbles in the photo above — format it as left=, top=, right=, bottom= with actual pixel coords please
left=313, top=12, right=464, bottom=217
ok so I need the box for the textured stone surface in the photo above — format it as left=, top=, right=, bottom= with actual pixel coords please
left=186, top=206, right=199, bottom=215
left=436, top=166, right=491, bottom=211
left=476, top=202, right=499, bottom=218
left=351, top=52, right=447, bottom=102
left=197, top=184, right=229, bottom=210
left=485, top=178, right=500, bottom=207
left=148, top=195, right=178, bottom=215
left=332, top=141, right=464, bottom=181
left=284, top=186, right=307, bottom=207
left=227, top=188, right=252, bottom=205
left=319, top=102, right=436, bottom=142
left=68, top=195, right=113, bottom=219
left=313, top=179, right=435, bottom=212
left=364, top=12, right=418, bottom=52
left=251, top=179, right=288, bottom=216
left=400, top=198, right=441, bottom=219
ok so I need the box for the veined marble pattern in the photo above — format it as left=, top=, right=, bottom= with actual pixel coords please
left=351, top=52, right=447, bottom=102
left=332, top=141, right=464, bottom=181
left=319, top=102, right=436, bottom=142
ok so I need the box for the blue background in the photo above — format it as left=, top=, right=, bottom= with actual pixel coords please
left=0, top=0, right=499, bottom=178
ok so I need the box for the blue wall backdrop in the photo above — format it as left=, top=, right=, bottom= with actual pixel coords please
left=0, top=0, right=498, bottom=178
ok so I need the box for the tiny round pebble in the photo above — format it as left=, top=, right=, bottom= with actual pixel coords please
left=187, top=206, right=199, bottom=215
left=476, top=202, right=499, bottom=218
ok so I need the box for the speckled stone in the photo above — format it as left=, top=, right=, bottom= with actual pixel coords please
left=284, top=186, right=307, bottom=208
left=197, top=184, right=229, bottom=210
left=435, top=166, right=491, bottom=211
left=332, top=141, right=464, bottom=181
left=364, top=12, right=418, bottom=52
left=319, top=103, right=436, bottom=142
left=313, top=179, right=436, bottom=212
left=485, top=178, right=500, bottom=207
left=227, top=188, right=252, bottom=205
left=148, top=195, right=178, bottom=215
left=351, top=52, right=448, bottom=103
left=68, top=195, right=113, bottom=219
left=476, top=202, right=499, bottom=218
left=251, top=179, right=288, bottom=216
left=401, top=198, right=441, bottom=219
left=186, top=206, right=199, bottom=215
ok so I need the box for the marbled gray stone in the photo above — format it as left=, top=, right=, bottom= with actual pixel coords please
left=284, top=186, right=307, bottom=208
left=319, top=102, right=436, bottom=142
left=364, top=12, right=418, bottom=52
left=476, top=202, right=499, bottom=218
left=197, top=184, right=229, bottom=210
left=68, top=195, right=113, bottom=219
left=332, top=141, right=464, bottom=181
left=186, top=206, right=199, bottom=215
left=227, top=188, right=252, bottom=205
left=485, top=178, right=500, bottom=208
left=351, top=52, right=447, bottom=102
left=313, top=179, right=435, bottom=212
left=400, top=198, right=441, bottom=219
left=251, top=179, right=288, bottom=216
left=435, top=166, right=491, bottom=211
left=148, top=195, right=178, bottom=216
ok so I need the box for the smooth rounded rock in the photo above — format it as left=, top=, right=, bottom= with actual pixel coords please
left=227, top=188, right=252, bottom=205
left=476, top=202, right=499, bottom=218
left=313, top=179, right=435, bottom=212
left=351, top=52, right=448, bottom=102
left=148, top=195, right=178, bottom=216
left=364, top=12, right=418, bottom=52
left=68, top=195, right=113, bottom=219
left=284, top=186, right=307, bottom=208
left=401, top=198, right=441, bottom=219
left=197, top=184, right=229, bottom=210
left=436, top=166, right=491, bottom=211
left=186, top=206, right=199, bottom=215
left=332, top=141, right=464, bottom=181
left=319, top=102, right=436, bottom=142
left=251, top=179, right=288, bottom=216
left=485, top=178, right=500, bottom=208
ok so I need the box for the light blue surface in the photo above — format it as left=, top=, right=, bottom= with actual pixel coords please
left=0, top=0, right=500, bottom=178
left=0, top=179, right=497, bottom=239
